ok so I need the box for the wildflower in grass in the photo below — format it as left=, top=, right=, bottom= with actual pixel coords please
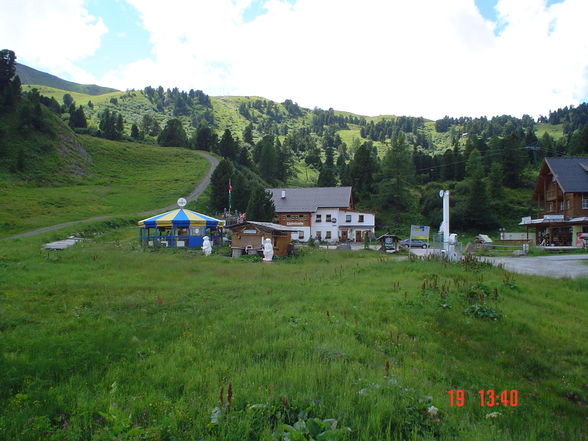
left=486, top=411, right=501, bottom=419
left=227, top=382, right=233, bottom=409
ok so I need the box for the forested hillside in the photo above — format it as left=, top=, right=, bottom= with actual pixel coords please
left=9, top=53, right=588, bottom=233
left=0, top=51, right=208, bottom=238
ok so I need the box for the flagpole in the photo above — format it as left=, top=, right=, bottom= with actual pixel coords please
left=228, top=179, right=232, bottom=214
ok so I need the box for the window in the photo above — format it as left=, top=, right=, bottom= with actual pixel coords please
left=315, top=214, right=322, bottom=222
left=346, top=214, right=351, bottom=223
left=316, top=231, right=322, bottom=240
left=566, top=200, right=571, bottom=210
left=359, top=215, right=364, bottom=223
left=298, top=231, right=304, bottom=239
left=300, top=215, right=306, bottom=220
left=326, top=214, right=332, bottom=222
left=583, top=198, right=588, bottom=209
left=326, top=231, right=331, bottom=239
left=559, top=201, right=564, bottom=211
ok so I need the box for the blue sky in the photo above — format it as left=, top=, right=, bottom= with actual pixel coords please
left=2, top=0, right=587, bottom=119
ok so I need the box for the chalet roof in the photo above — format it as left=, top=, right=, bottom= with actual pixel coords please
left=544, top=157, right=588, bottom=193
left=267, top=187, right=352, bottom=213
left=227, top=221, right=299, bottom=233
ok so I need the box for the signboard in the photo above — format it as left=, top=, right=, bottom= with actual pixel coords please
left=544, top=215, right=564, bottom=221
left=410, top=225, right=430, bottom=240
left=243, top=229, right=257, bottom=234
left=521, top=216, right=531, bottom=224
left=286, top=222, right=304, bottom=226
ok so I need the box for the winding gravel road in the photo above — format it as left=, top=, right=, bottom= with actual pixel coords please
left=2, top=151, right=219, bottom=241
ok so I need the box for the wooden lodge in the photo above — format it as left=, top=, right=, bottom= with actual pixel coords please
left=227, top=221, right=298, bottom=257
left=520, top=157, right=588, bottom=247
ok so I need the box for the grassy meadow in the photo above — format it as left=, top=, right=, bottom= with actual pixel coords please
left=0, top=135, right=208, bottom=238
left=0, top=224, right=586, bottom=441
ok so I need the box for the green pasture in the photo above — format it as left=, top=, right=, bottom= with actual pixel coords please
left=0, top=135, right=208, bottom=238
left=289, top=161, right=320, bottom=187
left=0, top=224, right=586, bottom=440
left=22, top=85, right=124, bottom=106
left=535, top=123, right=564, bottom=140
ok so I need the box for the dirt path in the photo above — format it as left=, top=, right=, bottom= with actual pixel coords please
left=2, top=151, right=219, bottom=241
left=410, top=249, right=588, bottom=279
left=482, top=254, right=588, bottom=279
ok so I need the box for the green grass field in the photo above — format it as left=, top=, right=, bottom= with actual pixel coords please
left=0, top=135, right=208, bottom=238
left=0, top=224, right=586, bottom=441
left=22, top=85, right=125, bottom=106
left=535, top=123, right=564, bottom=140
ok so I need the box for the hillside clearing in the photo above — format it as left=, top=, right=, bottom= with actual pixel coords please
left=0, top=136, right=208, bottom=238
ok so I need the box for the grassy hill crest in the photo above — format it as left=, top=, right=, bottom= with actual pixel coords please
left=16, top=63, right=118, bottom=96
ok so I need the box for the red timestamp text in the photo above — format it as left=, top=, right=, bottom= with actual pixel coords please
left=448, top=389, right=519, bottom=407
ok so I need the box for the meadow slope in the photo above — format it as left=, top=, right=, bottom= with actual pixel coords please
left=0, top=135, right=209, bottom=238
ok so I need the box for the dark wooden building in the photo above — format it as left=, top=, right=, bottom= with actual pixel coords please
left=227, top=221, right=298, bottom=257
left=520, top=157, right=588, bottom=246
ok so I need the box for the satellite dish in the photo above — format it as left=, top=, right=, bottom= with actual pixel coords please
left=439, top=190, right=445, bottom=198
left=177, top=197, right=187, bottom=208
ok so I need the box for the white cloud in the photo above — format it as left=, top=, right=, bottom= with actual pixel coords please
left=0, top=0, right=107, bottom=83
left=5, top=0, right=588, bottom=119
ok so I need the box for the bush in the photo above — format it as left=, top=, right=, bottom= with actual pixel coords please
left=464, top=304, right=502, bottom=320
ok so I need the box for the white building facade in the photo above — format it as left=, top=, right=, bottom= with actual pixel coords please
left=268, top=187, right=375, bottom=243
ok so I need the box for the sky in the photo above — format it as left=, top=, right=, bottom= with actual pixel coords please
left=2, top=0, right=588, bottom=120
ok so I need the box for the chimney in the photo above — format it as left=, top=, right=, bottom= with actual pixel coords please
left=281, top=190, right=286, bottom=199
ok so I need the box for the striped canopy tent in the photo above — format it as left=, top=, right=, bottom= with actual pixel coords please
left=138, top=208, right=223, bottom=228
left=138, top=209, right=223, bottom=248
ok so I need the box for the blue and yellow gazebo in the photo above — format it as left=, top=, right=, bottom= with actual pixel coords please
left=138, top=208, right=224, bottom=248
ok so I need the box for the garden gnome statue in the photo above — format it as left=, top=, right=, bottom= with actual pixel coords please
left=263, top=238, right=274, bottom=262
left=202, top=236, right=212, bottom=256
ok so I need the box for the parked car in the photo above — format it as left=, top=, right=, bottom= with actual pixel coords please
left=400, top=238, right=428, bottom=249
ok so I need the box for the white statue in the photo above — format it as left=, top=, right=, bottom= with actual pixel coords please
left=447, top=233, right=458, bottom=262
left=263, top=238, right=274, bottom=262
left=202, top=236, right=212, bottom=256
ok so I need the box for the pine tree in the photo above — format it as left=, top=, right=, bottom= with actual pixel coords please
left=209, top=159, right=234, bottom=213
left=219, top=129, right=238, bottom=159
left=231, top=171, right=251, bottom=212
left=158, top=118, right=187, bottom=147
left=243, top=124, right=254, bottom=144
left=192, top=124, right=217, bottom=151
left=68, top=106, right=87, bottom=129
left=258, top=136, right=277, bottom=184
left=317, top=145, right=337, bottom=186
left=131, top=123, right=140, bottom=139
left=62, top=93, right=74, bottom=108
left=275, top=138, right=293, bottom=184
left=502, top=131, right=525, bottom=187
left=0, top=49, right=20, bottom=110
left=246, top=186, right=275, bottom=222
left=462, top=148, right=496, bottom=230
left=377, top=133, right=415, bottom=217
left=348, top=143, right=378, bottom=202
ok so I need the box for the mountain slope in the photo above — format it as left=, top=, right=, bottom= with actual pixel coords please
left=16, top=63, right=118, bottom=95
